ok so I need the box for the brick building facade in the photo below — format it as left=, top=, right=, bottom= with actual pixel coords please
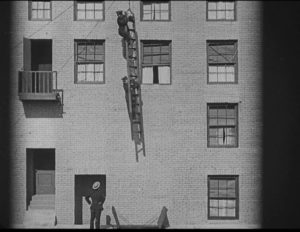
left=9, top=0, right=262, bottom=228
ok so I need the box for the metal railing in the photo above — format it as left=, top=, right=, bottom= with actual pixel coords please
left=18, top=71, right=58, bottom=94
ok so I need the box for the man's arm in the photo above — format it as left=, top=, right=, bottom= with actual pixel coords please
left=85, top=195, right=91, bottom=205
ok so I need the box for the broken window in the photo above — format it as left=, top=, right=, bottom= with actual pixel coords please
left=141, top=1, right=170, bottom=21
left=75, top=1, right=104, bottom=20
left=207, top=1, right=236, bottom=21
left=142, top=41, right=171, bottom=84
left=207, top=41, right=237, bottom=83
left=75, top=40, right=105, bottom=83
left=29, top=1, right=51, bottom=20
left=208, top=176, right=239, bottom=219
left=207, top=103, right=238, bottom=147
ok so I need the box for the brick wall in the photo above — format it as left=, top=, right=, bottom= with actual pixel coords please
left=9, top=1, right=262, bottom=228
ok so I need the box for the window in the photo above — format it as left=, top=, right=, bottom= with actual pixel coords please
left=208, top=175, right=239, bottom=219
left=141, top=1, right=170, bottom=21
left=207, top=41, right=237, bottom=83
left=207, top=1, right=236, bottom=21
left=75, top=1, right=104, bottom=20
left=207, top=103, right=238, bottom=147
left=141, top=41, right=171, bottom=84
left=29, top=1, right=51, bottom=20
left=75, top=40, right=105, bottom=84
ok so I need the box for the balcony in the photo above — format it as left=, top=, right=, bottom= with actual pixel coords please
left=18, top=71, right=63, bottom=102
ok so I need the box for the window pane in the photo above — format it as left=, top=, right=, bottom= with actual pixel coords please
left=227, top=200, right=236, bottom=208
left=142, top=67, right=154, bottom=84
left=32, top=1, right=38, bottom=9
left=226, top=10, right=234, bottom=20
left=209, top=118, right=218, bottom=126
left=143, top=4, right=151, bottom=11
left=209, top=73, right=218, bottom=82
left=218, top=73, right=226, bottom=82
left=95, top=11, right=103, bottom=20
left=44, top=10, right=50, bottom=19
left=154, top=3, right=160, bottom=11
left=208, top=11, right=217, bottom=20
left=86, top=3, right=94, bottom=10
left=217, top=2, right=226, bottom=10
left=209, top=128, right=218, bottom=137
left=210, top=199, right=218, bottom=208
left=44, top=2, right=50, bottom=9
left=95, top=72, right=104, bottom=82
left=32, top=10, right=38, bottom=19
left=95, top=54, right=104, bottom=61
left=86, top=72, right=94, bottom=82
left=210, top=189, right=219, bottom=198
left=158, top=66, right=170, bottom=84
left=38, top=2, right=44, bottom=9
left=77, top=72, right=86, bottom=82
left=143, top=56, right=152, bottom=64
left=209, top=137, right=218, bottom=146
left=227, top=118, right=235, bottom=125
left=208, top=2, right=217, bottom=10
left=226, top=2, right=235, bottom=10
left=77, top=11, right=85, bottom=20
left=217, top=10, right=225, bottom=20
left=227, top=208, right=236, bottom=217
left=95, top=64, right=103, bottom=72
left=219, top=200, right=227, bottom=217
left=161, top=11, right=169, bottom=20
left=209, top=108, right=218, bottom=117
left=77, top=3, right=85, bottom=10
left=210, top=207, right=219, bottom=217
left=78, top=64, right=86, bottom=72
left=38, top=10, right=43, bottom=19
left=86, top=64, right=94, bottom=72
left=143, top=12, right=152, bottom=20
left=86, top=11, right=94, bottom=19
left=95, top=2, right=103, bottom=10
left=161, top=3, right=169, bottom=10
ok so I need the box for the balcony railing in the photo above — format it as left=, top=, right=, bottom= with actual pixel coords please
left=18, top=71, right=61, bottom=101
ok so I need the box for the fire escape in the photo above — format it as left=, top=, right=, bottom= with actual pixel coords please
left=117, top=9, right=145, bottom=162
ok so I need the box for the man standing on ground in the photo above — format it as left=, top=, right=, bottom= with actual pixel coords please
left=85, top=181, right=106, bottom=229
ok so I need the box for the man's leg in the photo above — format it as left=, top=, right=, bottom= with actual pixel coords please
left=90, top=209, right=96, bottom=229
left=95, top=209, right=102, bottom=229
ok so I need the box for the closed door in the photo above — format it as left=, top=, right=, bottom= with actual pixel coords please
left=36, top=170, right=55, bottom=194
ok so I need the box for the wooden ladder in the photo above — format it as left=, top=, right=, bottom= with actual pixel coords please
left=120, top=9, right=146, bottom=162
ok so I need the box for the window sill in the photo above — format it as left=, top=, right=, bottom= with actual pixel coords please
left=75, top=82, right=105, bottom=84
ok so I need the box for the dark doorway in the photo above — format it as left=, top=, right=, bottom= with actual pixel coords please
left=26, top=149, right=55, bottom=209
left=31, top=39, right=52, bottom=71
left=74, top=175, right=106, bottom=225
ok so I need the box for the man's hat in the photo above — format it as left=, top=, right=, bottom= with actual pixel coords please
left=92, top=181, right=100, bottom=190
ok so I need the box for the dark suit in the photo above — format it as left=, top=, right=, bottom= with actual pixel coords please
left=85, top=189, right=105, bottom=229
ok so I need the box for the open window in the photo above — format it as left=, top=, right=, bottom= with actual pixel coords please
left=141, top=40, right=171, bottom=85
left=207, top=40, right=238, bottom=83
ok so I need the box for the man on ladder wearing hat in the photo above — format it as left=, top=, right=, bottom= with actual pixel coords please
left=85, top=181, right=106, bottom=229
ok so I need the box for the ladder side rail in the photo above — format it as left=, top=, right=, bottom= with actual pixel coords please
left=125, top=41, right=134, bottom=140
left=132, top=22, right=146, bottom=157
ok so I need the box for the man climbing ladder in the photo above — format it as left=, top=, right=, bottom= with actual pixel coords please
left=117, top=9, right=146, bottom=162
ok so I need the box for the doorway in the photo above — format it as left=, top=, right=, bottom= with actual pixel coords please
left=74, top=175, right=106, bottom=224
left=26, top=148, right=55, bottom=209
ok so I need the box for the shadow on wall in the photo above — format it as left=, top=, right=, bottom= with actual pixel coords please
left=22, top=101, right=63, bottom=118
left=262, top=2, right=300, bottom=229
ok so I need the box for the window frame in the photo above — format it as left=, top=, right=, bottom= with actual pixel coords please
left=207, top=175, right=239, bottom=220
left=206, top=1, right=237, bottom=21
left=74, top=0, right=105, bottom=21
left=28, top=0, right=52, bottom=21
left=207, top=103, right=239, bottom=148
left=74, top=39, right=105, bottom=84
left=207, top=40, right=238, bottom=84
left=140, top=1, right=171, bottom=21
left=141, top=40, right=172, bottom=85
